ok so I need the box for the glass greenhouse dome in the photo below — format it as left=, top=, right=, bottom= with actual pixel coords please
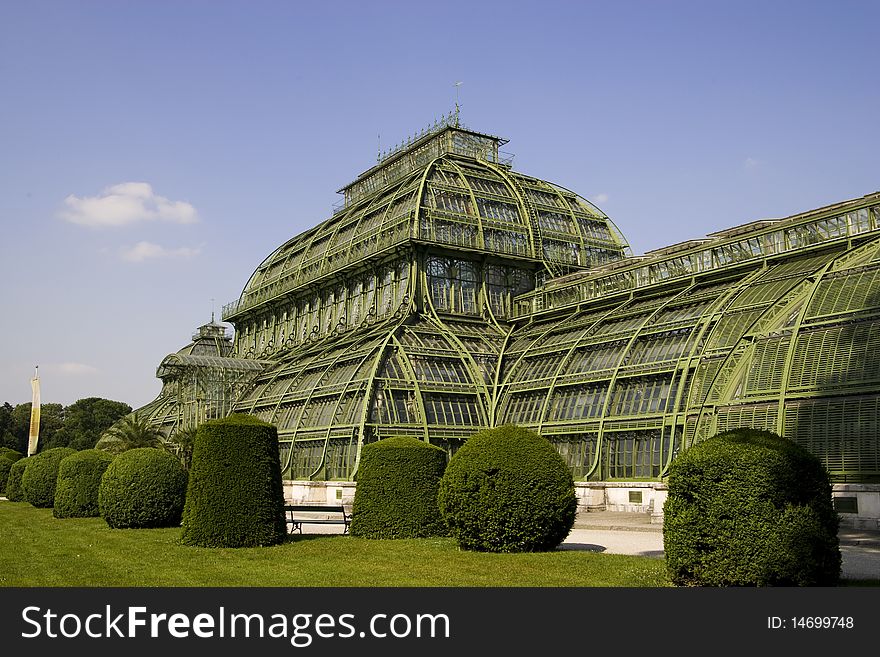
left=131, top=114, right=880, bottom=491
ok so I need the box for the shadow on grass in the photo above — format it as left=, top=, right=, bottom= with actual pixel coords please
left=283, top=533, right=347, bottom=545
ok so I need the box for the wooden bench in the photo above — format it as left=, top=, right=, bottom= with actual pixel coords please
left=284, top=504, right=351, bottom=534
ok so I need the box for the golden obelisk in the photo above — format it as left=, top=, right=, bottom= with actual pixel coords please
left=27, top=366, right=40, bottom=457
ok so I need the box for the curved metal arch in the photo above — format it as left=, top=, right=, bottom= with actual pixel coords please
left=587, top=284, right=697, bottom=479
left=444, top=159, right=486, bottom=250
left=690, top=254, right=842, bottom=441
left=533, top=301, right=634, bottom=435
left=774, top=234, right=880, bottom=431
left=660, top=268, right=774, bottom=460
left=476, top=158, right=542, bottom=264
left=351, top=308, right=416, bottom=477
left=389, top=333, right=430, bottom=440
left=420, top=268, right=495, bottom=426
left=544, top=179, right=631, bottom=254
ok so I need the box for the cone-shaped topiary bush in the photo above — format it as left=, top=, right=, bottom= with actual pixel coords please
left=0, top=447, right=24, bottom=463
left=181, top=414, right=286, bottom=547
left=54, top=449, right=113, bottom=518
left=21, top=447, right=76, bottom=508
left=663, top=428, right=841, bottom=586
left=350, top=436, right=448, bottom=539
left=99, top=448, right=188, bottom=528
left=5, top=458, right=29, bottom=501
left=438, top=425, right=577, bottom=552
left=0, top=456, right=14, bottom=494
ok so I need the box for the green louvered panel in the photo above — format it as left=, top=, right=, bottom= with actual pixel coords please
left=784, top=396, right=880, bottom=479
left=789, top=322, right=880, bottom=390
left=767, top=252, right=840, bottom=279
left=715, top=403, right=778, bottom=434
left=705, top=309, right=763, bottom=350
left=689, top=358, right=722, bottom=406
left=807, top=267, right=880, bottom=319
left=728, top=278, right=798, bottom=310
left=744, top=336, right=790, bottom=394
left=684, top=416, right=698, bottom=445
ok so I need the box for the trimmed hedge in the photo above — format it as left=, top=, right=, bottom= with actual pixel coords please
left=20, top=447, right=76, bottom=508
left=0, top=456, right=14, bottom=494
left=663, top=428, right=841, bottom=586
left=181, top=415, right=286, bottom=547
left=99, top=448, right=188, bottom=529
left=438, top=425, right=577, bottom=552
left=53, top=449, right=113, bottom=518
left=350, top=436, right=449, bottom=539
left=5, top=458, right=29, bottom=501
left=0, top=447, right=24, bottom=463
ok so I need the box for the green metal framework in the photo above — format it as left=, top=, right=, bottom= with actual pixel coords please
left=132, top=117, right=880, bottom=484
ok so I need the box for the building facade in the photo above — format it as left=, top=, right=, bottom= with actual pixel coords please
left=134, top=116, right=880, bottom=524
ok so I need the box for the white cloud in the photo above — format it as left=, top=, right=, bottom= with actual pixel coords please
left=120, top=241, right=202, bottom=263
left=60, top=182, right=198, bottom=227
left=593, top=193, right=609, bottom=204
left=744, top=157, right=759, bottom=169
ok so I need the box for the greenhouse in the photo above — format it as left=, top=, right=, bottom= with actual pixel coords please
left=133, top=113, right=880, bottom=517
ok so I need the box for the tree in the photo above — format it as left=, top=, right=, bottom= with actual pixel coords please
left=99, top=413, right=165, bottom=453
left=0, top=402, right=17, bottom=451
left=159, top=426, right=197, bottom=471
left=8, top=403, right=63, bottom=454
left=47, top=397, right=132, bottom=451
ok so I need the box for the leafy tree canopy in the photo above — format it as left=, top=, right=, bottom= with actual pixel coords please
left=46, top=397, right=131, bottom=450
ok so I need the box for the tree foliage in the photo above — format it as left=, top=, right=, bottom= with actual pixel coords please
left=181, top=415, right=286, bottom=548
left=54, top=449, right=113, bottom=518
left=46, top=398, right=131, bottom=451
left=99, top=448, right=188, bottom=529
left=5, top=458, right=29, bottom=501
left=663, top=428, right=841, bottom=586
left=96, top=413, right=164, bottom=454
left=20, top=447, right=76, bottom=508
left=438, top=425, right=577, bottom=552
left=350, top=436, right=449, bottom=539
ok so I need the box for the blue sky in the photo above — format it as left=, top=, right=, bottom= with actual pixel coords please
left=1, top=0, right=878, bottom=408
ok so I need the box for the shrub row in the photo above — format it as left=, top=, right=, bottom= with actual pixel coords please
left=21, top=447, right=76, bottom=508
left=54, top=449, right=113, bottom=518
left=350, top=426, right=577, bottom=553
left=0, top=447, right=24, bottom=463
left=438, top=425, right=577, bottom=552
left=181, top=414, right=286, bottom=547
left=5, top=458, right=29, bottom=501
left=663, top=428, right=840, bottom=586
left=99, top=448, right=188, bottom=528
left=350, top=436, right=448, bottom=539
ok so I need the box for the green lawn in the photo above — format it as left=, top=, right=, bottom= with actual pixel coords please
left=0, top=502, right=669, bottom=587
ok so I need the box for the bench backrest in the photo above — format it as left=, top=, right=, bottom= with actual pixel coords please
left=285, top=504, right=347, bottom=514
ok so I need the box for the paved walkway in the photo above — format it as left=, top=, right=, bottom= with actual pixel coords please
left=560, top=511, right=880, bottom=580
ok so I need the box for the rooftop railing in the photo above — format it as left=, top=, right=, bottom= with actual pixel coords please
left=512, top=202, right=880, bottom=319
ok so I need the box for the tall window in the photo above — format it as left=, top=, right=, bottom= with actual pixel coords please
left=427, top=256, right=478, bottom=314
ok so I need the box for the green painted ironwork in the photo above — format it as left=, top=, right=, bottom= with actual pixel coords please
left=130, top=119, right=880, bottom=485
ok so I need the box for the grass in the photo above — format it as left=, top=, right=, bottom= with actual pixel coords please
left=0, top=502, right=669, bottom=587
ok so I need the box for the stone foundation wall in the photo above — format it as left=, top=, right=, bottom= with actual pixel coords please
left=282, top=480, right=880, bottom=529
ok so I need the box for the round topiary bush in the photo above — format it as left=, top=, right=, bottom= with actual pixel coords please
left=0, top=447, right=24, bottom=463
left=5, top=458, right=29, bottom=501
left=53, top=449, right=113, bottom=518
left=0, top=456, right=15, bottom=494
left=438, top=425, right=577, bottom=552
left=20, top=447, right=76, bottom=508
left=181, top=415, right=286, bottom=547
left=99, top=448, right=188, bottom=529
left=663, top=428, right=841, bottom=586
left=350, top=436, right=449, bottom=539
